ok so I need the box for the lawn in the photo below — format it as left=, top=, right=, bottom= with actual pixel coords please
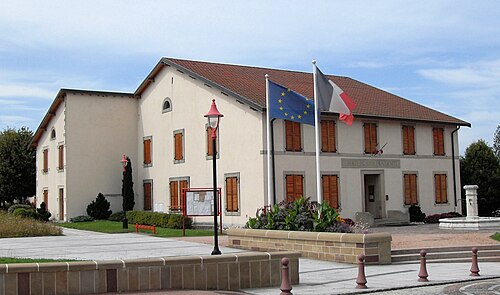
left=0, top=258, right=76, bottom=264
left=59, top=220, right=214, bottom=237
left=492, top=232, right=500, bottom=242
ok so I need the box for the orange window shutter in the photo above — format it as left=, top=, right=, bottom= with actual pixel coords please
left=174, top=133, right=183, bottom=160
left=43, top=190, right=48, bottom=206
left=409, top=127, right=415, bottom=154
left=364, top=124, right=372, bottom=153
left=433, top=128, right=441, bottom=155
left=144, top=139, right=151, bottom=164
left=59, top=145, right=64, bottom=169
left=404, top=175, right=410, bottom=205
left=295, top=175, right=303, bottom=200
left=322, top=176, right=330, bottom=205
left=285, top=175, right=294, bottom=202
left=144, top=183, right=151, bottom=210
left=285, top=121, right=293, bottom=151
left=179, top=133, right=183, bottom=160
left=410, top=175, right=417, bottom=204
left=434, top=175, right=441, bottom=203
left=331, top=176, right=338, bottom=208
left=225, top=178, right=231, bottom=211
left=170, top=181, right=178, bottom=209
left=403, top=127, right=409, bottom=154
left=439, top=129, right=445, bottom=155
left=440, top=175, right=447, bottom=203
left=293, top=122, right=302, bottom=151
left=43, top=149, right=48, bottom=172
left=207, top=127, right=213, bottom=156
left=321, top=121, right=328, bottom=152
left=328, top=121, right=336, bottom=152
left=180, top=180, right=188, bottom=210
left=370, top=124, right=377, bottom=154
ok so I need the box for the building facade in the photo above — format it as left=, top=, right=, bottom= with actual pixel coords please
left=32, top=58, right=469, bottom=225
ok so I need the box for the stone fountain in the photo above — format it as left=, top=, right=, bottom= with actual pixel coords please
left=439, top=185, right=500, bottom=230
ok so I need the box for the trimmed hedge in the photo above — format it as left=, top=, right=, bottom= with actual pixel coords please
left=126, top=211, right=192, bottom=229
left=424, top=212, right=462, bottom=223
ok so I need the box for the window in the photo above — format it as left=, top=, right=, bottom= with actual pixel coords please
left=322, top=175, right=339, bottom=208
left=143, top=181, right=153, bottom=211
left=169, top=179, right=189, bottom=211
left=285, top=120, right=302, bottom=152
left=59, top=188, right=64, bottom=221
left=402, top=126, right=415, bottom=155
left=143, top=137, right=152, bottom=166
left=43, top=189, right=48, bottom=207
left=50, top=128, right=56, bottom=140
left=433, top=127, right=445, bottom=156
left=206, top=126, right=219, bottom=158
left=58, top=144, right=64, bottom=170
left=174, top=130, right=184, bottom=163
left=285, top=174, right=303, bottom=202
left=162, top=97, right=172, bottom=113
left=225, top=174, right=239, bottom=213
left=43, top=148, right=48, bottom=173
left=321, top=120, right=336, bottom=153
left=364, top=123, right=378, bottom=154
left=403, top=174, right=418, bottom=205
left=434, top=174, right=448, bottom=204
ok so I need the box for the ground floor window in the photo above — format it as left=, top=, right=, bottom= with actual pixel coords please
left=59, top=188, right=64, bottom=220
left=403, top=173, right=418, bottom=205
left=322, top=174, right=339, bottom=208
left=43, top=189, right=48, bottom=207
left=143, top=180, right=153, bottom=211
left=225, top=173, right=240, bottom=214
left=434, top=174, right=448, bottom=204
left=285, top=174, right=303, bottom=202
left=169, top=178, right=189, bottom=211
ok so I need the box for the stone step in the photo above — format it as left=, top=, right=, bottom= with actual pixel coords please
left=392, top=256, right=500, bottom=264
left=374, top=218, right=410, bottom=227
left=392, top=244, right=500, bottom=255
left=392, top=249, right=500, bottom=262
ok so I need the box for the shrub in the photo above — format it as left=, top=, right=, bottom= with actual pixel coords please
left=86, top=193, right=112, bottom=220
left=13, top=207, right=38, bottom=219
left=70, top=215, right=94, bottom=222
left=126, top=211, right=192, bottom=229
left=0, top=211, right=61, bottom=238
left=492, top=210, right=500, bottom=217
left=7, top=204, right=33, bottom=214
left=424, top=212, right=462, bottom=223
left=108, top=211, right=125, bottom=222
left=36, top=202, right=51, bottom=221
left=409, top=205, right=426, bottom=222
left=246, top=197, right=354, bottom=233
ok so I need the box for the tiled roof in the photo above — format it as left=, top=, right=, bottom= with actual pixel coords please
left=159, top=58, right=469, bottom=126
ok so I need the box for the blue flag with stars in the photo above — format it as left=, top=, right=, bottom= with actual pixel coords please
left=268, top=80, right=315, bottom=126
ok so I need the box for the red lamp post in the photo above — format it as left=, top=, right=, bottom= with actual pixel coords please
left=204, top=99, right=224, bottom=255
left=121, top=154, right=128, bottom=171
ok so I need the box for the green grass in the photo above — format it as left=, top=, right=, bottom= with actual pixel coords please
left=491, top=232, right=500, bottom=242
left=59, top=220, right=214, bottom=237
left=0, top=257, right=77, bottom=264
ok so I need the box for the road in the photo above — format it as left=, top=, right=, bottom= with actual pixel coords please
left=369, top=278, right=500, bottom=295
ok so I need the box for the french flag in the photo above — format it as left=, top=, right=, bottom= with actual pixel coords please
left=315, top=67, right=356, bottom=125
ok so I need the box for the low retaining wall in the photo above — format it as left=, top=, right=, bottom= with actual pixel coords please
left=0, top=252, right=300, bottom=295
left=228, top=228, right=392, bottom=265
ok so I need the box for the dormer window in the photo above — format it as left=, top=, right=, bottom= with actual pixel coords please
left=50, top=128, right=56, bottom=140
left=162, top=97, right=172, bottom=113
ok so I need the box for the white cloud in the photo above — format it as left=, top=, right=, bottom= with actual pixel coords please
left=0, top=115, right=33, bottom=127
left=0, top=85, right=55, bottom=99
left=418, top=59, right=500, bottom=87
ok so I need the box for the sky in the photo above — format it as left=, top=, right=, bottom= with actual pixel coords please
left=1, top=1, right=499, bottom=154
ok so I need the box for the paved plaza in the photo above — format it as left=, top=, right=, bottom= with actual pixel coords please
left=1, top=228, right=499, bottom=294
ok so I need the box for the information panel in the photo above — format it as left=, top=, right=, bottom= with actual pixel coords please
left=185, top=191, right=214, bottom=216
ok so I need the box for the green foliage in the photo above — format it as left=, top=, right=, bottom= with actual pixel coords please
left=424, top=212, right=462, bottom=223
left=13, top=207, right=37, bottom=219
left=108, top=211, right=125, bottom=222
left=408, top=205, right=426, bottom=222
left=493, top=125, right=500, bottom=160
left=7, top=204, right=33, bottom=214
left=0, top=211, right=61, bottom=238
left=36, top=202, right=51, bottom=221
left=69, top=215, right=94, bottom=222
left=460, top=139, right=500, bottom=216
left=0, top=127, right=36, bottom=208
left=491, top=232, right=500, bottom=242
left=246, top=197, right=353, bottom=233
left=122, top=157, right=135, bottom=211
left=126, top=211, right=192, bottom=229
left=86, top=193, right=112, bottom=220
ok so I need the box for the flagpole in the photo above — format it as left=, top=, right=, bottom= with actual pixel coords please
left=312, top=61, right=323, bottom=204
left=265, top=74, right=272, bottom=206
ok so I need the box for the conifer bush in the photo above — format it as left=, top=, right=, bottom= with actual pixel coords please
left=86, top=193, right=112, bottom=220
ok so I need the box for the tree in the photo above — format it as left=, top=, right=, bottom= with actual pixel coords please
left=0, top=127, right=36, bottom=208
left=460, top=139, right=500, bottom=216
left=493, top=125, right=500, bottom=160
left=122, top=157, right=135, bottom=211
left=87, top=193, right=112, bottom=220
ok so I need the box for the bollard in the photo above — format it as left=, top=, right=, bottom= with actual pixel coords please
left=280, top=257, right=293, bottom=295
left=418, top=250, right=429, bottom=282
left=470, top=247, right=480, bottom=276
left=355, top=254, right=367, bottom=289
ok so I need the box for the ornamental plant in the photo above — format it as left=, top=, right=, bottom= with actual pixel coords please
left=246, top=197, right=354, bottom=233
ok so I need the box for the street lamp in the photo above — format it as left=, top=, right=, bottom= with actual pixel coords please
left=121, top=154, right=129, bottom=229
left=205, top=99, right=224, bottom=255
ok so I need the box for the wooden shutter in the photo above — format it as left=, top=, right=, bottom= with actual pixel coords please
left=364, top=123, right=377, bottom=154
left=179, top=180, right=188, bottom=211
left=285, top=175, right=303, bottom=202
left=404, top=174, right=418, bottom=205
left=225, top=177, right=239, bottom=212
left=43, top=149, right=48, bottom=173
left=143, top=182, right=152, bottom=210
left=58, top=145, right=64, bottom=170
left=322, top=175, right=339, bottom=208
left=43, top=189, right=48, bottom=206
left=433, top=128, right=445, bottom=156
left=59, top=188, right=64, bottom=220
left=434, top=174, right=447, bottom=204
left=207, top=127, right=217, bottom=156
left=285, top=120, right=301, bottom=151
left=403, top=126, right=415, bottom=155
left=170, top=181, right=179, bottom=210
left=143, top=139, right=151, bottom=164
left=174, top=133, right=183, bottom=161
left=321, top=120, right=336, bottom=152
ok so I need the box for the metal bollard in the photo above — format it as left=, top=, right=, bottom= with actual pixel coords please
left=470, top=247, right=480, bottom=276
left=355, top=254, right=367, bottom=289
left=418, top=250, right=429, bottom=282
left=280, top=257, right=293, bottom=295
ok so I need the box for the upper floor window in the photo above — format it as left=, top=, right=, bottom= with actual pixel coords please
left=43, top=148, right=49, bottom=173
left=285, top=120, right=302, bottom=152
left=58, top=144, right=64, bottom=171
left=206, top=125, right=219, bottom=159
left=174, top=129, right=184, bottom=163
left=321, top=119, right=336, bottom=153
left=433, top=127, right=445, bottom=156
left=143, top=136, right=152, bottom=166
left=162, top=97, right=172, bottom=113
left=50, top=128, right=56, bottom=140
left=364, top=123, right=378, bottom=154
left=402, top=125, right=416, bottom=155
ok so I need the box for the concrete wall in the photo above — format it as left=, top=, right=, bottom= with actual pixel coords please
left=136, top=66, right=265, bottom=226
left=65, top=92, right=138, bottom=218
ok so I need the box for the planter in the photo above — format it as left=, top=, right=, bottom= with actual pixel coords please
left=227, top=228, right=392, bottom=264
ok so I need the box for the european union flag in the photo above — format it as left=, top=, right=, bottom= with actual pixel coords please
left=268, top=80, right=315, bottom=126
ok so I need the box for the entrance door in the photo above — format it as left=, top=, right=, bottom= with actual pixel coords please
left=364, top=174, right=383, bottom=218
left=59, top=188, right=64, bottom=221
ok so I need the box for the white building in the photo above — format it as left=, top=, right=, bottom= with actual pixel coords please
left=32, top=58, right=470, bottom=225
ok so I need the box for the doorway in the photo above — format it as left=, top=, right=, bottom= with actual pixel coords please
left=363, top=173, right=385, bottom=219
left=59, top=188, right=64, bottom=221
